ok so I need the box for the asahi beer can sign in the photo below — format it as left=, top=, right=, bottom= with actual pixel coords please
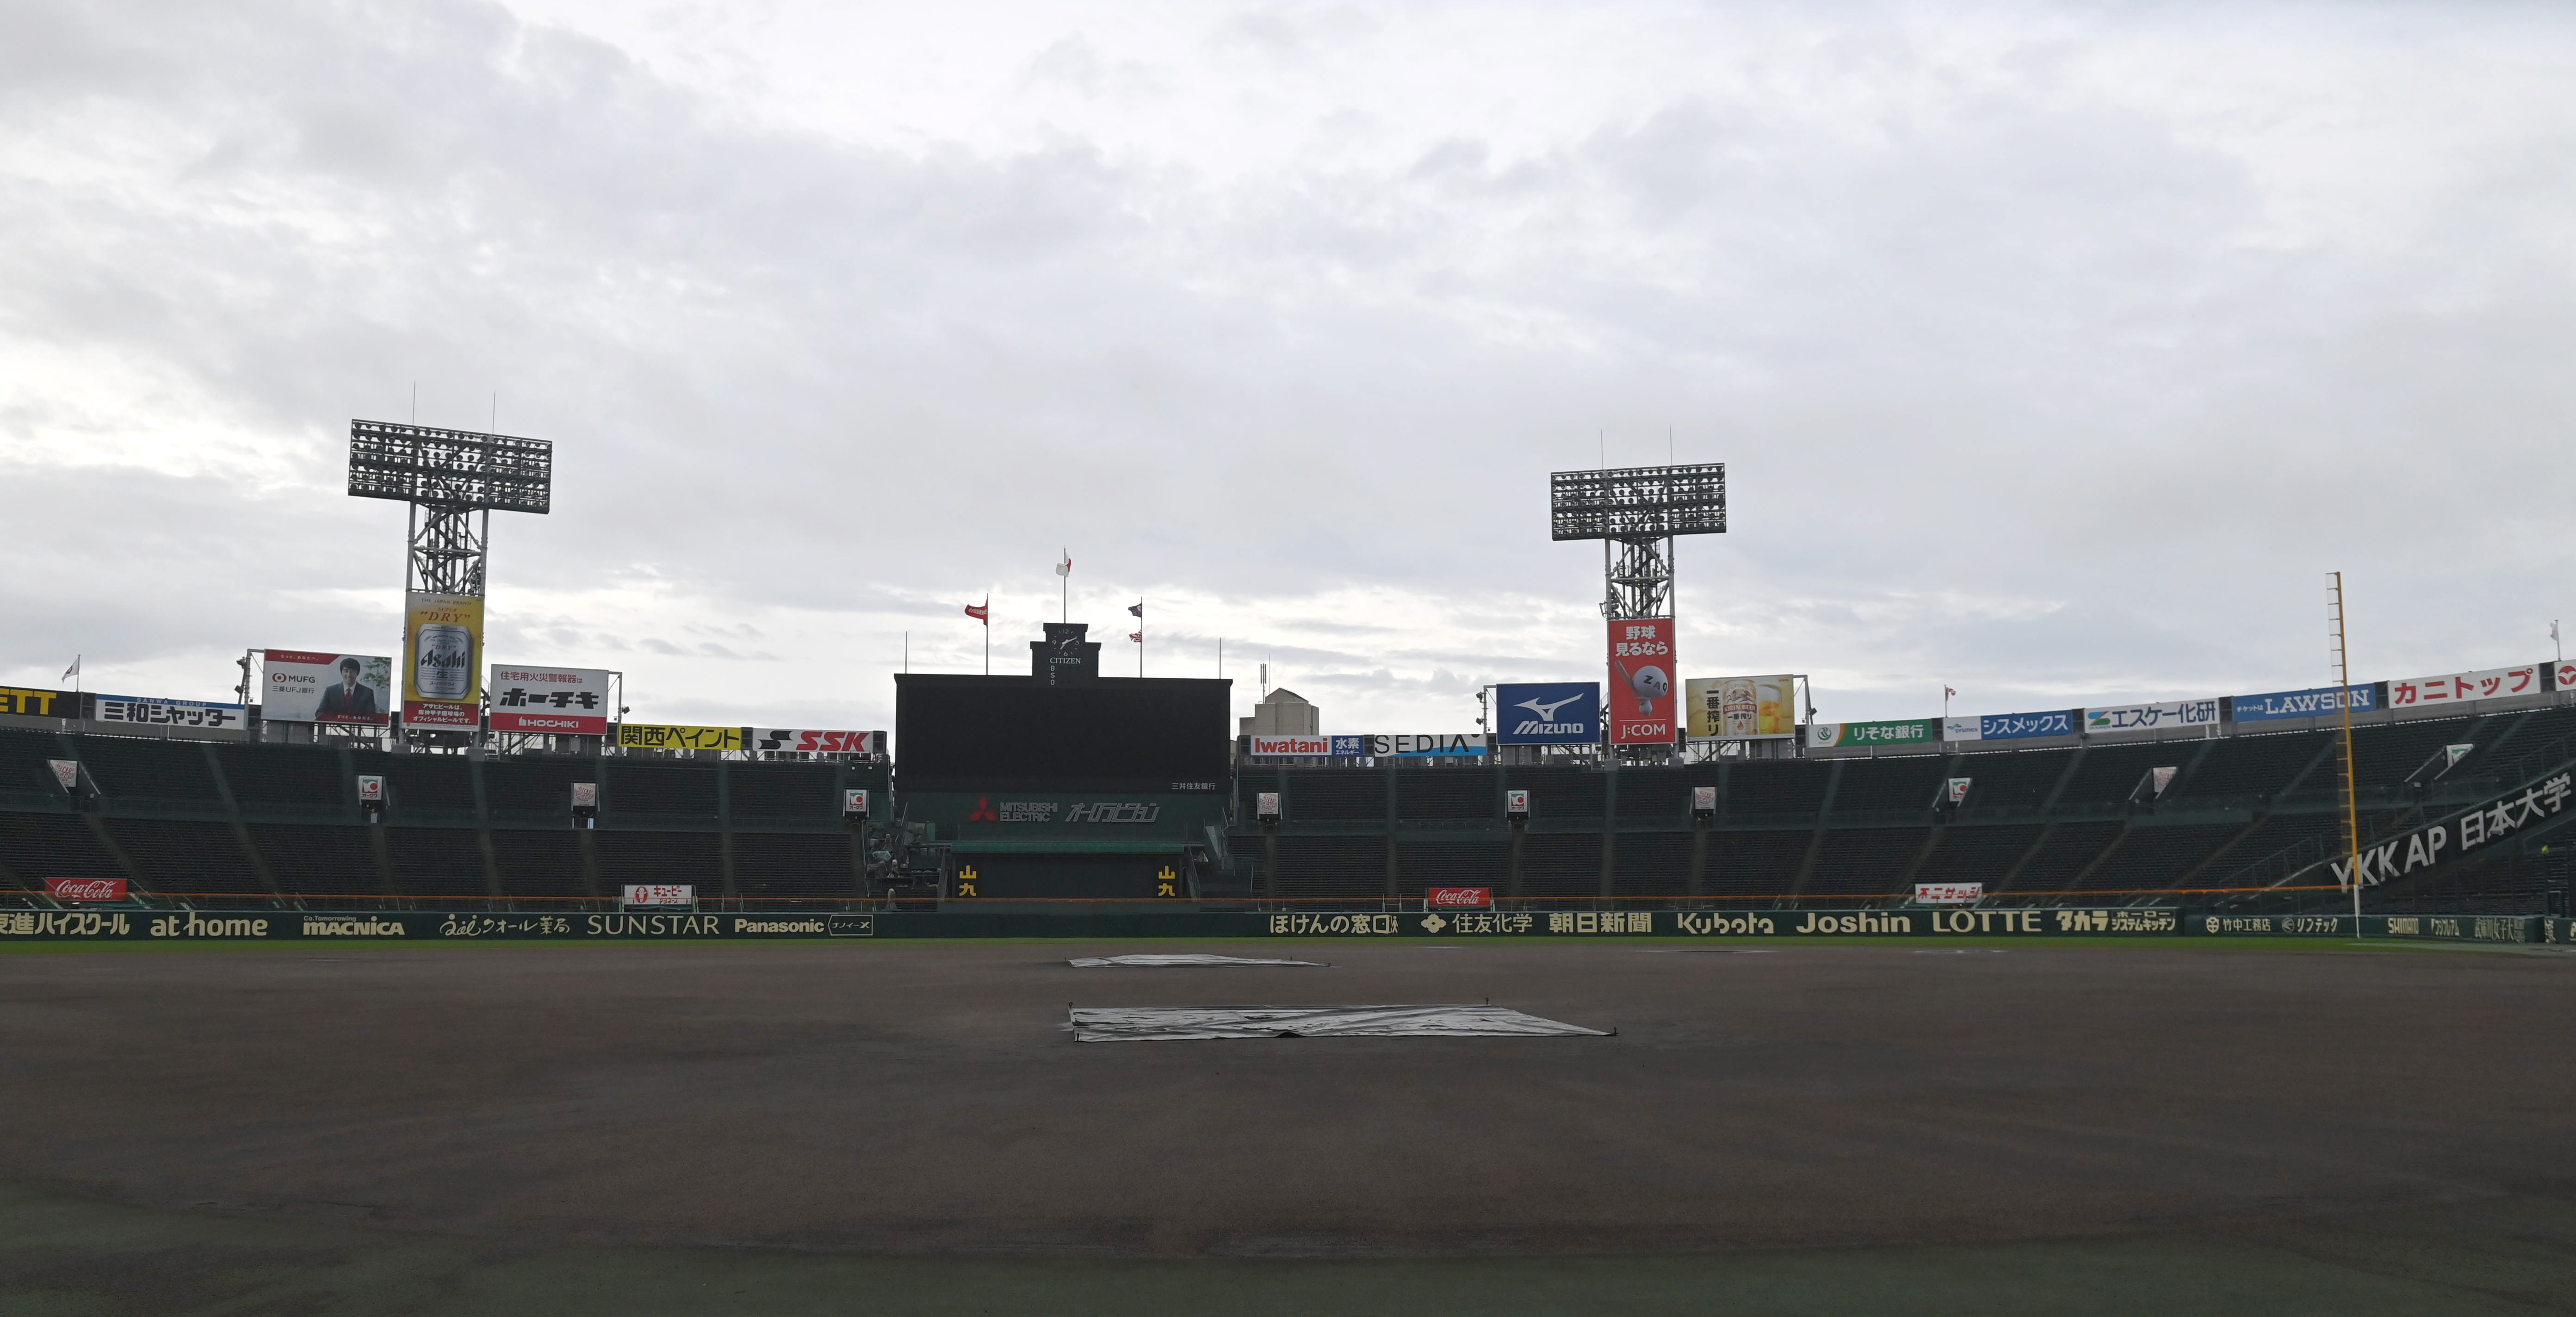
left=403, top=592, right=485, bottom=726
left=416, top=626, right=474, bottom=698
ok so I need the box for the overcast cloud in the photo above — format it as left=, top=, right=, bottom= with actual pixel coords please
left=4, top=0, right=2572, bottom=736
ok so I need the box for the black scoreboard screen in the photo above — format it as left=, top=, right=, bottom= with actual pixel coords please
left=894, top=675, right=1231, bottom=793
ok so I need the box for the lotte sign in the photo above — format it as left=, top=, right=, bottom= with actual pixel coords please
left=1606, top=618, right=1676, bottom=745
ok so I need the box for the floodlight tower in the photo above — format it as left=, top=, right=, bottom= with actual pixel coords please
left=347, top=420, right=552, bottom=742
left=1551, top=463, right=1727, bottom=763
left=1550, top=462, right=1726, bottom=621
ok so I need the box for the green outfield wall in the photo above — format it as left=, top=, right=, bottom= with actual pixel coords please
left=0, top=907, right=2553, bottom=944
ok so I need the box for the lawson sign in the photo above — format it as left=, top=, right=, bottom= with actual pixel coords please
left=1494, top=682, right=1601, bottom=745
left=2230, top=684, right=2379, bottom=723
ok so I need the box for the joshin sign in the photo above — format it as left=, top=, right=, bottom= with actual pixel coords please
left=1606, top=618, right=1676, bottom=745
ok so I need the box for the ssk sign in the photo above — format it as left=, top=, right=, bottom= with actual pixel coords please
left=1427, top=887, right=1493, bottom=908
left=756, top=729, right=879, bottom=755
left=47, top=878, right=127, bottom=903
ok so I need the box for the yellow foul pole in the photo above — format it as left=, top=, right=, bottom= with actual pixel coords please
left=2330, top=572, right=2362, bottom=932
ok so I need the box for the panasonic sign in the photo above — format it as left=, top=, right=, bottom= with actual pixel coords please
left=1494, top=682, right=1602, bottom=745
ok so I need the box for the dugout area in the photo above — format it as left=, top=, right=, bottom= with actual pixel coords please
left=2, top=938, right=2571, bottom=1316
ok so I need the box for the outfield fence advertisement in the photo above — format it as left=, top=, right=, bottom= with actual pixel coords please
left=2387, top=663, right=2543, bottom=711
left=1808, top=718, right=1938, bottom=749
left=2230, top=684, right=2379, bottom=723
left=2083, top=699, right=2220, bottom=734
left=1686, top=675, right=1796, bottom=740
left=94, top=694, right=246, bottom=730
left=262, top=651, right=393, bottom=724
left=616, top=723, right=746, bottom=752
left=1494, top=682, right=1601, bottom=745
left=1606, top=618, right=1677, bottom=745
left=490, top=665, right=611, bottom=735
left=1942, top=710, right=2075, bottom=742
left=0, top=906, right=2548, bottom=943
left=402, top=593, right=484, bottom=728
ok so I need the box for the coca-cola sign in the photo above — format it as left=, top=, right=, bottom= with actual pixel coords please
left=47, top=877, right=127, bottom=903
left=1427, top=887, right=1492, bottom=908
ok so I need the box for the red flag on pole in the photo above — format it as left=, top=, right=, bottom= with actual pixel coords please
left=964, top=597, right=989, bottom=624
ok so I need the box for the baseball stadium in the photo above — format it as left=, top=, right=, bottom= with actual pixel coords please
left=2, top=428, right=2573, bottom=1316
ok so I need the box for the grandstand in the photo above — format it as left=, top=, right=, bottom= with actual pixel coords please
left=7, top=698, right=2568, bottom=915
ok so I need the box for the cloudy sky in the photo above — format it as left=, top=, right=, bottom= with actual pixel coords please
left=4, top=0, right=2571, bottom=737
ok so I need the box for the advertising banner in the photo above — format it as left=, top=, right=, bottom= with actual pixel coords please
left=1248, top=734, right=1332, bottom=757
left=754, top=729, right=879, bottom=756
left=93, top=695, right=245, bottom=730
left=46, top=878, right=127, bottom=903
left=1685, top=675, right=1796, bottom=740
left=2387, top=663, right=2543, bottom=711
left=1494, top=682, right=1601, bottom=745
left=2330, top=771, right=2572, bottom=887
left=0, top=686, right=74, bottom=718
left=621, top=884, right=694, bottom=909
left=2557, top=662, right=2576, bottom=693
left=1943, top=710, right=2074, bottom=742
left=1808, top=718, right=1938, bottom=749
left=1328, top=735, right=1367, bottom=758
left=261, top=651, right=393, bottom=724
left=402, top=592, right=484, bottom=727
left=1606, top=618, right=1677, bottom=745
left=1364, top=734, right=1487, bottom=757
left=2230, top=684, right=2378, bottom=723
left=1427, top=888, right=1492, bottom=908
left=1914, top=883, right=1982, bottom=905
left=2082, top=699, right=2220, bottom=735
left=616, top=723, right=745, bottom=752
left=489, top=665, right=611, bottom=734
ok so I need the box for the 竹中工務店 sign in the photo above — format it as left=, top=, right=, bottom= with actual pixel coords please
left=490, top=664, right=611, bottom=734
left=1686, top=675, right=1796, bottom=740
left=262, top=651, right=393, bottom=724
left=616, top=723, right=745, bottom=752
left=1606, top=618, right=1676, bottom=745
left=1808, top=718, right=1938, bottom=748
left=403, top=593, right=483, bottom=728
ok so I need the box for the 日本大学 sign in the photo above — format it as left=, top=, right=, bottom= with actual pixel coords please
left=1942, top=710, right=2074, bottom=742
left=1808, top=718, right=1938, bottom=748
left=2229, top=684, right=2379, bottom=723
left=1494, top=682, right=1601, bottom=745
left=2330, top=772, right=2573, bottom=887
left=2082, top=699, right=2220, bottom=735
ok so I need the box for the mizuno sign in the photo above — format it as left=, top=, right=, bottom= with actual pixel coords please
left=1493, top=682, right=1601, bottom=745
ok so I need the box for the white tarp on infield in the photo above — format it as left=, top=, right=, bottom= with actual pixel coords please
left=1067, top=1005, right=1611, bottom=1041
left=1067, top=954, right=1328, bottom=968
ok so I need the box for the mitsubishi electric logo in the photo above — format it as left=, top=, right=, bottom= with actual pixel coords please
left=973, top=799, right=1162, bottom=823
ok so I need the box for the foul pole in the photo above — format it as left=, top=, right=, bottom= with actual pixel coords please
left=2330, top=572, right=2362, bottom=933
